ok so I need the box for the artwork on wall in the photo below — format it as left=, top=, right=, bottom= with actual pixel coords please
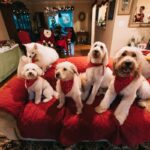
left=118, top=0, right=133, bottom=15
left=129, top=0, right=150, bottom=27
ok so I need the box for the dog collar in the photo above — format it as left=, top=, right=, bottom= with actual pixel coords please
left=60, top=79, right=74, bottom=95
left=114, top=76, right=134, bottom=94
left=32, top=56, right=38, bottom=63
left=25, top=79, right=37, bottom=88
left=87, top=62, right=103, bottom=68
left=87, top=62, right=105, bottom=75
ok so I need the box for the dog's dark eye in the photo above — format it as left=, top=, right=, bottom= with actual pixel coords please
left=26, top=69, right=29, bottom=71
left=32, top=68, right=35, bottom=71
left=122, top=52, right=127, bottom=56
left=132, top=53, right=136, bottom=57
left=94, top=44, right=97, bottom=47
left=100, top=45, right=103, bottom=49
left=63, top=68, right=67, bottom=71
left=32, top=52, right=34, bottom=54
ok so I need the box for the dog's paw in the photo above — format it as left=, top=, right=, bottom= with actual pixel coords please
left=43, top=98, right=51, bottom=103
left=35, top=100, right=41, bottom=104
left=95, top=105, right=107, bottom=114
left=76, top=110, right=82, bottom=115
left=57, top=103, right=64, bottom=109
left=86, top=97, right=94, bottom=105
left=115, top=114, right=126, bottom=125
left=138, top=100, right=147, bottom=108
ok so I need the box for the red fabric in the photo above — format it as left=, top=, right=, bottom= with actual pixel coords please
left=114, top=76, right=134, bottom=93
left=18, top=98, right=65, bottom=140
left=87, top=62, right=103, bottom=68
left=18, top=31, right=31, bottom=44
left=25, top=79, right=37, bottom=88
left=0, top=77, right=27, bottom=118
left=2, top=57, right=150, bottom=147
left=60, top=79, right=74, bottom=95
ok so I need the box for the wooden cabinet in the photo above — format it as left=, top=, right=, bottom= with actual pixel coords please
left=76, top=32, right=89, bottom=44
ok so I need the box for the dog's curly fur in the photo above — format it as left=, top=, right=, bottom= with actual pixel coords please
left=95, top=46, right=150, bottom=125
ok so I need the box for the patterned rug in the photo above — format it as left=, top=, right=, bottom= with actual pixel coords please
left=0, top=137, right=150, bottom=150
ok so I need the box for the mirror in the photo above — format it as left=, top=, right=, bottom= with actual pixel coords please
left=129, top=0, right=150, bottom=27
left=96, top=2, right=108, bottom=27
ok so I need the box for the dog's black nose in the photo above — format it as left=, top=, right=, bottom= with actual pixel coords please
left=125, top=61, right=132, bottom=67
left=29, top=72, right=33, bottom=75
left=94, top=50, right=99, bottom=54
left=56, top=73, right=60, bottom=78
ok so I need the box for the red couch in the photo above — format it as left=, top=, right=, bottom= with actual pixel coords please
left=0, top=56, right=150, bottom=147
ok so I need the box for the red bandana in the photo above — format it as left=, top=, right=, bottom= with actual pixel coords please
left=60, top=79, right=74, bottom=95
left=87, top=62, right=105, bottom=75
left=114, top=76, right=134, bottom=93
left=25, top=79, right=37, bottom=88
left=87, top=62, right=103, bottom=68
left=32, top=56, right=37, bottom=63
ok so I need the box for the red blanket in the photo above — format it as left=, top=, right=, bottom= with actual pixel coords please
left=0, top=56, right=150, bottom=147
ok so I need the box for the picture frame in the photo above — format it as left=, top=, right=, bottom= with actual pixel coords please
left=118, top=0, right=133, bottom=15
left=129, top=0, right=150, bottom=28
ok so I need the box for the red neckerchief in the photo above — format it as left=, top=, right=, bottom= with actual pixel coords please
left=114, top=76, right=134, bottom=94
left=60, top=79, right=74, bottom=95
left=32, top=56, right=37, bottom=63
left=87, top=61, right=103, bottom=68
left=25, top=79, right=37, bottom=88
left=87, top=62, right=105, bottom=75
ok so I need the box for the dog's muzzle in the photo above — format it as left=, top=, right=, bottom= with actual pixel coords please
left=28, top=72, right=34, bottom=77
left=120, top=60, right=134, bottom=73
left=92, top=50, right=100, bottom=58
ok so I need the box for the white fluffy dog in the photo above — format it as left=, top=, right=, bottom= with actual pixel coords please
left=55, top=61, right=83, bottom=114
left=17, top=55, right=31, bottom=78
left=95, top=46, right=150, bottom=125
left=22, top=63, right=58, bottom=104
left=81, top=41, right=113, bottom=105
left=24, top=43, right=59, bottom=72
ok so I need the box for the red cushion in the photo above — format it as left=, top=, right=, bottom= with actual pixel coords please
left=60, top=97, right=119, bottom=146
left=18, top=98, right=65, bottom=140
left=0, top=77, right=27, bottom=118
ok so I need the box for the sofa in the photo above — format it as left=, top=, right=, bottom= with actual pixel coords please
left=0, top=56, right=150, bottom=147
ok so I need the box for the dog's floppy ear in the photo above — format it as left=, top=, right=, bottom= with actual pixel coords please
left=71, top=64, right=79, bottom=75
left=134, top=64, right=141, bottom=78
left=102, top=51, right=108, bottom=66
left=112, top=59, right=117, bottom=76
left=37, top=66, right=43, bottom=76
left=87, top=51, right=91, bottom=62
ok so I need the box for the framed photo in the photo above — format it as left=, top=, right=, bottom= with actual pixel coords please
left=118, top=0, right=133, bottom=15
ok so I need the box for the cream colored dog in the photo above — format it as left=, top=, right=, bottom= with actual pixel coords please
left=25, top=43, right=59, bottom=72
left=81, top=41, right=113, bottom=105
left=95, top=46, right=150, bottom=125
left=55, top=61, right=83, bottom=114
left=22, top=63, right=58, bottom=104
